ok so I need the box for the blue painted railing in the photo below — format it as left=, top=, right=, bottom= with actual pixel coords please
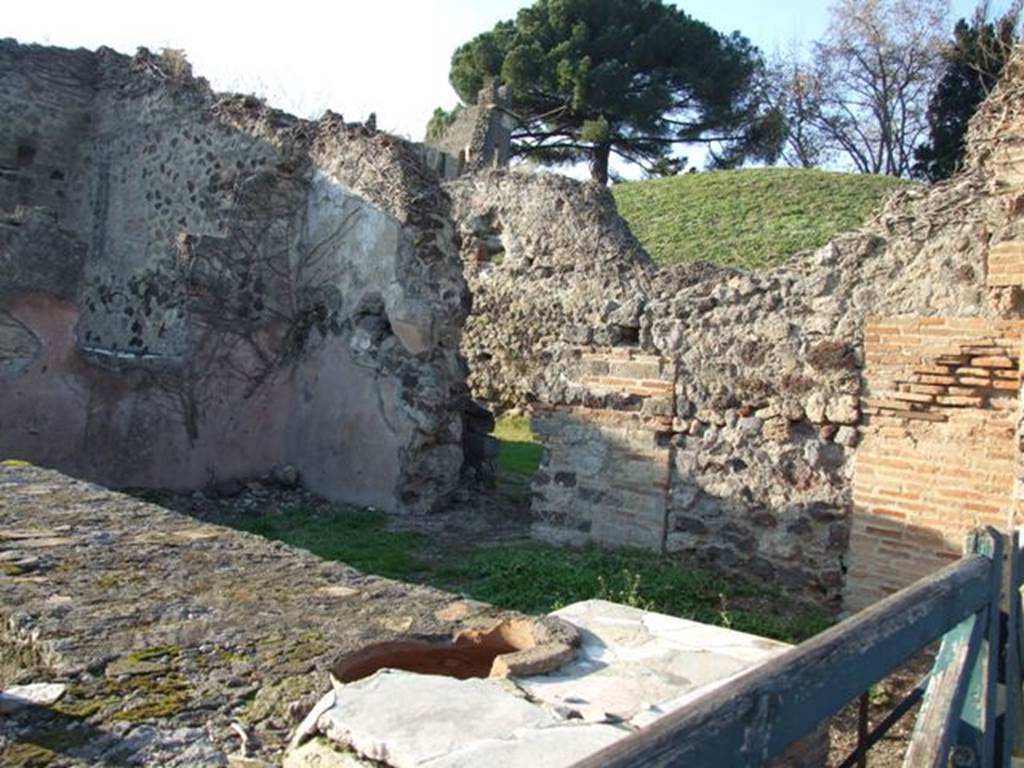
left=573, top=528, right=1023, bottom=768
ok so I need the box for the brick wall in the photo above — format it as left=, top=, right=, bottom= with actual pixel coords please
left=531, top=349, right=675, bottom=550
left=988, top=241, right=1024, bottom=287
left=533, top=324, right=1024, bottom=612
left=845, top=318, right=1023, bottom=610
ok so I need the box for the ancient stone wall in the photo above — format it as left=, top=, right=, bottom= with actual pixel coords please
left=531, top=349, right=675, bottom=550
left=420, top=82, right=514, bottom=180
left=451, top=47, right=1024, bottom=610
left=447, top=170, right=655, bottom=405
left=0, top=41, right=470, bottom=514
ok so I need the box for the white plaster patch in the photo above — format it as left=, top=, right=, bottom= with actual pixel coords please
left=303, top=172, right=402, bottom=315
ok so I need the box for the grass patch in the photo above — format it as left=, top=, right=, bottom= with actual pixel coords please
left=220, top=504, right=829, bottom=644
left=228, top=506, right=426, bottom=582
left=612, top=167, right=910, bottom=269
left=432, top=542, right=829, bottom=644
left=492, top=414, right=543, bottom=478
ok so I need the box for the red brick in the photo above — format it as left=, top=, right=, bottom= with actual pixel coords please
left=971, top=356, right=1016, bottom=368
left=892, top=392, right=936, bottom=404
left=936, top=395, right=985, bottom=407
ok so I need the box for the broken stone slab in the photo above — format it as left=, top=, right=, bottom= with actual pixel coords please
left=489, top=641, right=575, bottom=678
left=314, top=669, right=606, bottom=768
left=418, top=722, right=628, bottom=768
left=517, top=600, right=791, bottom=724
left=0, top=682, right=66, bottom=714
left=289, top=601, right=824, bottom=767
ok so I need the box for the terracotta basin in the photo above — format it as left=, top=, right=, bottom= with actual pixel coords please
left=331, top=617, right=580, bottom=683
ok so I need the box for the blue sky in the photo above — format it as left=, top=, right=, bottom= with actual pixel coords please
left=5, top=0, right=1013, bottom=145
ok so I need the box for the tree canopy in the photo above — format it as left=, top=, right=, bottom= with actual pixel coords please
left=914, top=3, right=1021, bottom=181
left=446, top=0, right=783, bottom=184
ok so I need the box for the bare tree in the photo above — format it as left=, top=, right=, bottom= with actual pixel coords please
left=767, top=49, right=833, bottom=169
left=131, top=171, right=366, bottom=447
left=773, top=0, right=950, bottom=176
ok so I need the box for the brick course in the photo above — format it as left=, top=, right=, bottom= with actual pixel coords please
left=531, top=349, right=675, bottom=551
left=846, top=317, right=1023, bottom=610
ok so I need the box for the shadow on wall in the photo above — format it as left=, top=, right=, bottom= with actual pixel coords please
left=527, top=406, right=856, bottom=611
left=526, top=405, right=994, bottom=615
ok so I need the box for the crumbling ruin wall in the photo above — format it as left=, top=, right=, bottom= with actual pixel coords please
left=0, top=40, right=469, bottom=514
left=448, top=170, right=655, bottom=404
left=420, top=82, right=514, bottom=180
left=452, top=49, right=1024, bottom=609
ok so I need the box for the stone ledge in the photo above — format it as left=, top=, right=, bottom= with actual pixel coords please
left=0, top=463, right=504, bottom=766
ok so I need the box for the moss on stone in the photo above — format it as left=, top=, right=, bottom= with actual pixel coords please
left=93, top=572, right=145, bottom=590
left=124, top=645, right=182, bottom=663
left=106, top=670, right=191, bottom=723
left=1, top=725, right=95, bottom=766
left=284, top=633, right=328, bottom=666
left=1, top=742, right=57, bottom=767
left=110, top=690, right=190, bottom=721
left=48, top=682, right=116, bottom=720
left=1, top=562, right=25, bottom=576
left=241, top=674, right=311, bottom=724
left=51, top=694, right=108, bottom=720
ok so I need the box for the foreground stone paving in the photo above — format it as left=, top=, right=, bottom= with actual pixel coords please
left=0, top=463, right=505, bottom=766
left=289, top=600, right=827, bottom=767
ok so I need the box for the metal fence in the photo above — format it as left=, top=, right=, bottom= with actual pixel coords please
left=572, top=528, right=1023, bottom=768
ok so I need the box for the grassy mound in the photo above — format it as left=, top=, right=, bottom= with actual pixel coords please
left=612, top=168, right=910, bottom=269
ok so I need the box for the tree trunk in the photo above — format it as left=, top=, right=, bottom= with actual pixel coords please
left=590, top=143, right=611, bottom=185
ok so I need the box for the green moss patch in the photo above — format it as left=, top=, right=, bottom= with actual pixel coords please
left=107, top=672, right=191, bottom=722
left=242, top=674, right=313, bottom=724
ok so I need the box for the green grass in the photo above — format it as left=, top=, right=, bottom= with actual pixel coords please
left=432, top=542, right=830, bottom=643
left=612, top=167, right=911, bottom=269
left=221, top=415, right=829, bottom=645
left=225, top=505, right=829, bottom=644
left=492, top=414, right=543, bottom=478
left=230, top=505, right=426, bottom=580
